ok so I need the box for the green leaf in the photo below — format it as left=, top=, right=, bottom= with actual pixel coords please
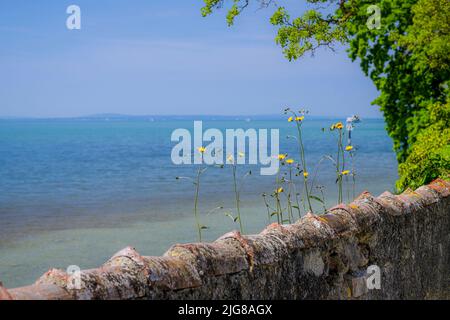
left=309, top=195, right=324, bottom=204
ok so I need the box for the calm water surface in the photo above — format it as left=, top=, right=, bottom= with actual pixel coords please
left=0, top=117, right=398, bottom=287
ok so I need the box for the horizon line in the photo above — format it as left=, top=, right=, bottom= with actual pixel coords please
left=0, top=113, right=384, bottom=120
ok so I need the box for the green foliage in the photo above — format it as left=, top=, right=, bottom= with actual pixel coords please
left=201, top=0, right=450, bottom=190
left=201, top=0, right=222, bottom=18
left=356, top=0, right=450, bottom=163
left=202, top=0, right=251, bottom=26
left=270, top=7, right=347, bottom=60
left=345, top=0, right=419, bottom=162
left=397, top=0, right=450, bottom=72
left=397, top=101, right=450, bottom=191
left=226, top=3, right=240, bottom=26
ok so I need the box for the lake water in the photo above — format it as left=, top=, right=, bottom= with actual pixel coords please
left=0, top=117, right=398, bottom=288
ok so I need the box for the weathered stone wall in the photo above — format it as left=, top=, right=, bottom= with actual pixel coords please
left=1, top=179, right=449, bottom=300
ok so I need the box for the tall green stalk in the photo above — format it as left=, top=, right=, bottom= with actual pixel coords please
left=295, top=117, right=313, bottom=213
left=351, top=153, right=356, bottom=199
left=317, top=185, right=327, bottom=213
left=231, top=164, right=244, bottom=233
left=275, top=192, right=283, bottom=223
left=286, top=164, right=295, bottom=223
left=340, top=130, right=346, bottom=203
left=294, top=190, right=302, bottom=218
left=177, top=148, right=207, bottom=242
left=332, top=123, right=346, bottom=204
left=337, top=128, right=343, bottom=203
left=275, top=167, right=284, bottom=223
left=193, top=167, right=203, bottom=242
left=284, top=108, right=314, bottom=213
left=262, top=193, right=273, bottom=223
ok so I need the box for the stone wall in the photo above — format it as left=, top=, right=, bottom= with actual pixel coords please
left=1, top=179, right=449, bottom=300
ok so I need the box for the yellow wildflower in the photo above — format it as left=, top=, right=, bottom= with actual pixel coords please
left=288, top=116, right=293, bottom=122
left=238, top=152, right=245, bottom=157
left=276, top=187, right=284, bottom=194
left=295, top=116, right=305, bottom=122
left=303, top=172, right=309, bottom=178
left=286, top=159, right=294, bottom=164
left=335, top=122, right=343, bottom=130
left=226, top=154, right=234, bottom=163
left=197, top=146, right=206, bottom=153
left=345, top=145, right=353, bottom=151
left=342, top=170, right=350, bottom=175
left=277, top=154, right=287, bottom=161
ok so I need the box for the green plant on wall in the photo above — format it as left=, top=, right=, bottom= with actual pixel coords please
left=397, top=101, right=450, bottom=191
left=176, top=147, right=209, bottom=242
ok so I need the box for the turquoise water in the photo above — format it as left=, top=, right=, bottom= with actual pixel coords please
left=0, top=117, right=398, bottom=287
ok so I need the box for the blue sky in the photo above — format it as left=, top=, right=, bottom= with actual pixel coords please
left=0, top=0, right=382, bottom=118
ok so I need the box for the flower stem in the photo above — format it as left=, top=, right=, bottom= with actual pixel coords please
left=232, top=165, right=244, bottom=234
left=194, top=167, right=202, bottom=242
left=287, top=167, right=294, bottom=223
left=337, top=129, right=345, bottom=204
left=296, top=122, right=313, bottom=213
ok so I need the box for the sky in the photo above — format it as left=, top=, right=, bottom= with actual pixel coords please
left=0, top=0, right=382, bottom=118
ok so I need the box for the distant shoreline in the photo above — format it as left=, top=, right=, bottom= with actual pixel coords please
left=0, top=114, right=385, bottom=121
